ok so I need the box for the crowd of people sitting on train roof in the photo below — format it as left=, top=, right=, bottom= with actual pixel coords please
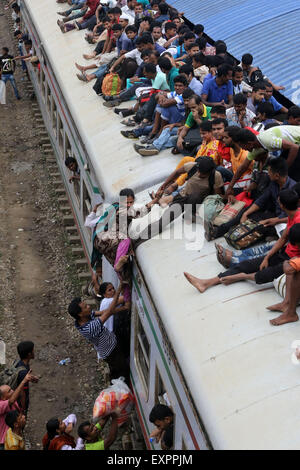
left=3, top=0, right=300, bottom=450
left=57, top=0, right=300, bottom=328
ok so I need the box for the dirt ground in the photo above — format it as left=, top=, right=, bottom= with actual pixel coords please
left=0, top=5, right=126, bottom=450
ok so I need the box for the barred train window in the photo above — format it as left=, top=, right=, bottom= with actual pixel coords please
left=135, top=314, right=150, bottom=395
left=155, top=367, right=171, bottom=406
left=46, top=83, right=51, bottom=116
left=57, top=114, right=64, bottom=152
left=52, top=100, right=57, bottom=136
left=82, top=180, right=91, bottom=238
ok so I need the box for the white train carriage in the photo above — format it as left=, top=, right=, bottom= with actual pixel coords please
left=21, top=0, right=300, bottom=450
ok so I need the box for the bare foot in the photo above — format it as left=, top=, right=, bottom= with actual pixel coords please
left=266, top=301, right=288, bottom=312
left=269, top=312, right=299, bottom=326
left=215, top=243, right=232, bottom=269
left=115, top=255, right=129, bottom=272
left=220, top=273, right=246, bottom=285
left=75, top=62, right=85, bottom=72
left=184, top=272, right=208, bottom=293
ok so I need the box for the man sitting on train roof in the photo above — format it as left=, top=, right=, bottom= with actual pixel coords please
left=201, top=64, right=234, bottom=109
left=57, top=0, right=100, bottom=33
left=225, top=126, right=300, bottom=201
left=184, top=190, right=300, bottom=295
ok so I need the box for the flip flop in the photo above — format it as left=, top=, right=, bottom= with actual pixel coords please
left=215, top=243, right=230, bottom=268
left=76, top=72, right=88, bottom=82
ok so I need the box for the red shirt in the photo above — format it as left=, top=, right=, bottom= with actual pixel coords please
left=83, top=0, right=99, bottom=20
left=285, top=210, right=300, bottom=258
left=218, top=141, right=231, bottom=163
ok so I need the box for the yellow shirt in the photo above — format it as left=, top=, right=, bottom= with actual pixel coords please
left=4, top=428, right=25, bottom=450
left=196, top=139, right=222, bottom=166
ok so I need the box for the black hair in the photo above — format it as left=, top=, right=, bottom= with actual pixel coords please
left=196, top=157, right=216, bottom=194
left=242, top=53, right=253, bottom=65
left=149, top=404, right=174, bottom=423
left=252, top=81, right=266, bottom=92
left=150, top=22, right=161, bottom=31
left=233, top=93, right=247, bottom=105
left=140, top=16, right=153, bottom=25
left=157, top=56, right=172, bottom=72
left=192, top=52, right=206, bottom=65
left=113, top=6, right=122, bottom=15
left=68, top=297, right=82, bottom=320
left=143, top=62, right=156, bottom=74
left=112, top=23, right=122, bottom=31
left=65, top=157, right=77, bottom=168
left=183, top=32, right=195, bottom=41
left=288, top=223, right=300, bottom=246
left=135, top=36, right=143, bottom=46
left=98, top=282, right=113, bottom=298
left=215, top=42, right=227, bottom=55
left=178, top=24, right=190, bottom=34
left=232, top=65, right=243, bottom=75
left=268, top=157, right=288, bottom=177
left=158, top=2, right=169, bottom=15
left=164, top=22, right=176, bottom=32
left=196, top=37, right=207, bottom=51
left=210, top=105, right=226, bottom=116
left=206, top=55, right=224, bottom=67
left=141, top=48, right=153, bottom=59
left=24, top=40, right=32, bottom=46
left=173, top=74, right=188, bottom=87
left=185, top=42, right=199, bottom=52
left=78, top=421, right=91, bottom=440
left=125, top=25, right=137, bottom=34
left=178, top=64, right=193, bottom=76
left=44, top=418, right=60, bottom=451
left=211, top=118, right=228, bottom=128
left=15, top=17, right=20, bottom=23
left=236, top=129, right=257, bottom=144
left=263, top=81, right=273, bottom=89
left=279, top=189, right=299, bottom=211
left=217, top=63, right=233, bottom=77
left=224, top=125, right=242, bottom=141
left=288, top=106, right=300, bottom=119
left=103, top=16, right=112, bottom=23
left=14, top=30, right=22, bottom=36
left=17, top=341, right=34, bottom=360
left=194, top=24, right=204, bottom=34
left=119, top=188, right=135, bottom=198
left=5, top=410, right=20, bottom=430
left=182, top=88, right=195, bottom=100
left=188, top=94, right=202, bottom=104
left=256, top=101, right=275, bottom=118
left=140, top=34, right=154, bottom=45
left=2, top=47, right=9, bottom=54
left=200, top=121, right=212, bottom=132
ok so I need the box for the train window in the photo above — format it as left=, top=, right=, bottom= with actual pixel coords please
left=64, top=133, right=72, bottom=161
left=135, top=315, right=150, bottom=396
left=46, top=83, right=51, bottom=116
left=39, top=68, right=45, bottom=93
left=82, top=180, right=92, bottom=239
left=72, top=170, right=80, bottom=204
left=58, top=114, right=64, bottom=152
left=155, top=367, right=171, bottom=407
left=52, top=99, right=57, bottom=135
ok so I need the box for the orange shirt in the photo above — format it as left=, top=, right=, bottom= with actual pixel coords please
left=230, top=148, right=253, bottom=175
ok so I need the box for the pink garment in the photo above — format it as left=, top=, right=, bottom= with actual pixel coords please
left=114, top=239, right=131, bottom=302
left=0, top=400, right=20, bottom=444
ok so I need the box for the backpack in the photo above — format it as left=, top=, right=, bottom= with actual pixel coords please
left=249, top=68, right=264, bottom=85
left=0, top=360, right=27, bottom=389
left=224, top=219, right=264, bottom=249
left=101, top=73, right=122, bottom=97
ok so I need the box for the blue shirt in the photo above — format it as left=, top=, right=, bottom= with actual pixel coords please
left=263, top=96, right=282, bottom=113
left=120, top=35, right=137, bottom=53
left=155, top=14, right=170, bottom=24
left=201, top=76, right=233, bottom=104
left=255, top=176, right=296, bottom=218
left=154, top=43, right=166, bottom=54
left=188, top=77, right=203, bottom=96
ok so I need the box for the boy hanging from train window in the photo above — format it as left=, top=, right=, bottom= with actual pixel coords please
left=149, top=404, right=174, bottom=450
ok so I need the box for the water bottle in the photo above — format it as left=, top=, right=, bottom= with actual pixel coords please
left=58, top=358, right=71, bottom=365
left=149, top=437, right=155, bottom=443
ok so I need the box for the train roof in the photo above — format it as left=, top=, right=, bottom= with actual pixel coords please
left=136, top=218, right=300, bottom=450
left=23, top=0, right=182, bottom=202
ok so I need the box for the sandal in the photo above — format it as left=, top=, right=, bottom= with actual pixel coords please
left=215, top=243, right=231, bottom=268
left=120, top=117, right=136, bottom=126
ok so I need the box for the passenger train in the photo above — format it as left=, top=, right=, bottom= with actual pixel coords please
left=20, top=0, right=300, bottom=450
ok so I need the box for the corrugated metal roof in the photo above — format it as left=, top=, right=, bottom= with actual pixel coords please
left=169, top=0, right=300, bottom=104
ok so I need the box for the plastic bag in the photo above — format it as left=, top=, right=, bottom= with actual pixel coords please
left=0, top=80, right=6, bottom=105
left=93, top=377, right=134, bottom=427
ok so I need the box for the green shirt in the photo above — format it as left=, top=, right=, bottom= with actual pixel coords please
left=167, top=67, right=179, bottom=92
left=85, top=423, right=105, bottom=451
left=247, top=125, right=300, bottom=161
left=152, top=71, right=169, bottom=91
left=185, top=105, right=212, bottom=128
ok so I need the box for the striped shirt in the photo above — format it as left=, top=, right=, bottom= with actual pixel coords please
left=75, top=312, right=117, bottom=360
left=167, top=91, right=185, bottom=114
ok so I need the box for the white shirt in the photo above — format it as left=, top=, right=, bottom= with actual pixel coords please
left=100, top=297, right=115, bottom=333
left=125, top=48, right=143, bottom=66
left=121, top=5, right=135, bottom=23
